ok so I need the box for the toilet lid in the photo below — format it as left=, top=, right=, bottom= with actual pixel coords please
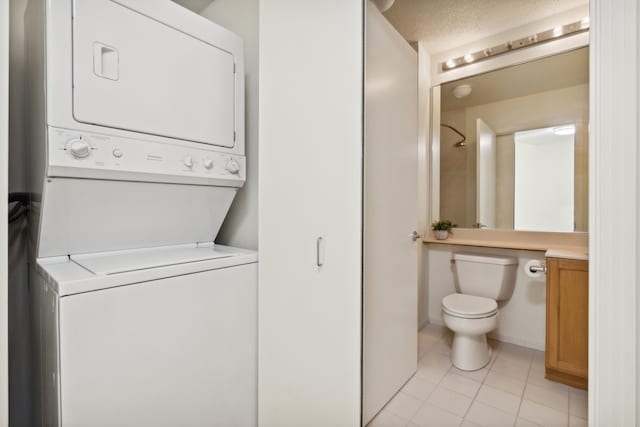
left=442, top=293, right=498, bottom=318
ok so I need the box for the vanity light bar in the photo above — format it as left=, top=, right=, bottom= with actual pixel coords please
left=441, top=17, right=590, bottom=72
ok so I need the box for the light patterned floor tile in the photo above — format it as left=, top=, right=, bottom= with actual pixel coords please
left=414, top=363, right=450, bottom=384
left=411, top=402, right=463, bottom=427
left=496, top=349, right=534, bottom=371
left=519, top=399, right=568, bottom=427
left=491, top=356, right=531, bottom=381
left=515, top=417, right=541, bottom=427
left=432, top=338, right=453, bottom=355
left=531, top=350, right=545, bottom=363
left=450, top=366, right=490, bottom=383
left=569, top=415, right=587, bottom=427
left=569, top=387, right=587, bottom=400
left=413, top=327, right=583, bottom=427
left=420, top=324, right=449, bottom=340
left=385, top=392, right=423, bottom=420
left=367, top=410, right=408, bottom=427
left=401, top=376, right=438, bottom=401
left=427, top=386, right=473, bottom=418
left=465, top=401, right=517, bottom=427
left=524, top=382, right=569, bottom=413
left=475, top=384, right=521, bottom=415
left=526, top=372, right=570, bottom=390
left=419, top=334, right=442, bottom=359
left=484, top=369, right=526, bottom=396
left=420, top=352, right=454, bottom=371
left=440, top=372, right=482, bottom=398
left=568, top=390, right=587, bottom=419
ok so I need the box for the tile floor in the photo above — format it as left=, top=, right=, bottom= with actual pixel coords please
left=369, top=324, right=587, bottom=427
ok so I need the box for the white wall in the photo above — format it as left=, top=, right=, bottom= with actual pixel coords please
left=201, top=0, right=259, bottom=250
left=514, top=130, right=574, bottom=232
left=1, top=0, right=10, bottom=424
left=427, top=245, right=547, bottom=350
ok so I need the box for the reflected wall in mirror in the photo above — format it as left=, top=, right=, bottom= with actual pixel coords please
left=438, top=47, right=589, bottom=232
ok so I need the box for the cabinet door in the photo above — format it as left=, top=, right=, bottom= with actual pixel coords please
left=546, top=258, right=589, bottom=378
left=258, top=1, right=363, bottom=426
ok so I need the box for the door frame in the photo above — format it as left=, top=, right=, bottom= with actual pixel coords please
left=589, top=0, right=639, bottom=424
left=419, top=1, right=640, bottom=424
left=1, top=0, right=9, bottom=425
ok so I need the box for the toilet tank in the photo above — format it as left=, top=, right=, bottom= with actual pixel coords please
left=452, top=253, right=518, bottom=301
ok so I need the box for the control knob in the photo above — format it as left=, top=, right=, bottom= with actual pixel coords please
left=68, top=139, right=90, bottom=158
left=226, top=159, right=240, bottom=175
left=203, top=158, right=214, bottom=170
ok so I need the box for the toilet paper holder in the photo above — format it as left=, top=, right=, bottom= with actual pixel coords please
left=528, top=263, right=547, bottom=274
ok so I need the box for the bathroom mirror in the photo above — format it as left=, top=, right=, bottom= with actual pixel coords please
left=434, top=47, right=589, bottom=232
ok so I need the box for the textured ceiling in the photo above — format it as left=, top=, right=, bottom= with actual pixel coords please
left=441, top=47, right=588, bottom=111
left=383, top=0, right=589, bottom=53
left=172, top=0, right=214, bottom=13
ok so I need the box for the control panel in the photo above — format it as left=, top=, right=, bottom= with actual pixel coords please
left=47, top=127, right=246, bottom=187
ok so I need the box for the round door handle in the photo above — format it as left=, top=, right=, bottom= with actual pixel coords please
left=410, top=231, right=422, bottom=241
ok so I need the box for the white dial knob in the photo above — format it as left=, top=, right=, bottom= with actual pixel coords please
left=226, top=159, right=240, bottom=174
left=203, top=158, right=214, bottom=170
left=68, top=139, right=90, bottom=158
left=183, top=156, right=194, bottom=168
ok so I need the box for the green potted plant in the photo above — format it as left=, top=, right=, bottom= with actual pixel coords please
left=431, top=219, right=457, bottom=240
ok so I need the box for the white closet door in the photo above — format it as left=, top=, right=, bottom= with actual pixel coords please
left=258, top=1, right=363, bottom=426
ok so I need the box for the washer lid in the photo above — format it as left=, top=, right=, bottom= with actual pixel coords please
left=71, top=243, right=237, bottom=275
left=442, top=293, right=498, bottom=317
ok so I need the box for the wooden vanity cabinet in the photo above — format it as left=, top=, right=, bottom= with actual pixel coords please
left=545, top=257, right=588, bottom=389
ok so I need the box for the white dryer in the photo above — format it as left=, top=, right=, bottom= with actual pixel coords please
left=33, top=243, right=257, bottom=426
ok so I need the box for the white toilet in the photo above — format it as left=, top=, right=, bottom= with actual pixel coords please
left=442, top=253, right=518, bottom=371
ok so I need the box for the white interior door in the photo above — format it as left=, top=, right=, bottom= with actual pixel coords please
left=258, top=1, right=363, bottom=426
left=476, top=119, right=497, bottom=228
left=363, top=5, right=418, bottom=425
left=73, top=0, right=237, bottom=147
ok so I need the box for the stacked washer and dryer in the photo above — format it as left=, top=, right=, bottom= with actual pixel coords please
left=25, top=0, right=257, bottom=426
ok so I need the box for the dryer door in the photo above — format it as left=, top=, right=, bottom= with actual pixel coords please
left=72, top=0, right=237, bottom=148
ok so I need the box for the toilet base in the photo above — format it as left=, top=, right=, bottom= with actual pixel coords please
left=450, top=333, right=491, bottom=371
left=442, top=311, right=498, bottom=371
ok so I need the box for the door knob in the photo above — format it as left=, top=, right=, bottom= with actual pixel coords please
left=410, top=231, right=422, bottom=242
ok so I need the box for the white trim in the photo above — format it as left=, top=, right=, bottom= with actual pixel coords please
left=589, top=0, right=638, bottom=425
left=429, top=85, right=440, bottom=224
left=0, top=0, right=9, bottom=425
left=417, top=42, right=431, bottom=327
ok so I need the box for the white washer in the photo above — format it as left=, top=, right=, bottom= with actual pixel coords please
left=33, top=243, right=257, bottom=427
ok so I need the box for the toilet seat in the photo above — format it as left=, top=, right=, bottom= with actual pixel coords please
left=442, top=293, right=498, bottom=319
